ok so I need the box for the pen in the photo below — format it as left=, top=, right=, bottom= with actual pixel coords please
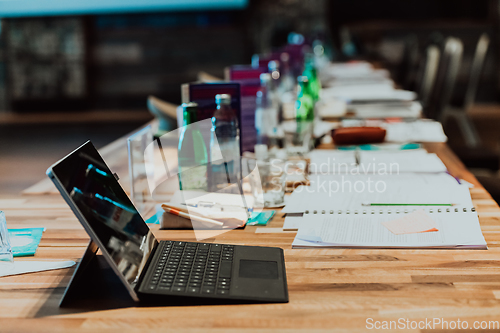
left=361, top=203, right=456, bottom=207
left=185, top=202, right=253, bottom=213
left=163, top=207, right=224, bottom=227
left=446, top=170, right=461, bottom=185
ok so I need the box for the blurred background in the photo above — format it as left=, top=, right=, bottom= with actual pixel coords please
left=1, top=0, right=500, bottom=195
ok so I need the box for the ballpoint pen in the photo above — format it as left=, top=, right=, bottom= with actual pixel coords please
left=163, top=207, right=224, bottom=227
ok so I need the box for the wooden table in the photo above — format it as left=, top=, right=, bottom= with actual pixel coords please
left=2, top=129, right=500, bottom=332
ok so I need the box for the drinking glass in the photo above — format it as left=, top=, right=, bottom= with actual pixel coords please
left=246, top=159, right=286, bottom=208
left=0, top=211, right=13, bottom=266
left=283, top=120, right=313, bottom=156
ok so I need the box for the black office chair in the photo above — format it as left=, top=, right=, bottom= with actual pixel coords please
left=426, top=37, right=463, bottom=121
left=396, top=35, right=420, bottom=90
left=442, top=33, right=490, bottom=148
left=439, top=34, right=499, bottom=172
left=415, top=44, right=441, bottom=110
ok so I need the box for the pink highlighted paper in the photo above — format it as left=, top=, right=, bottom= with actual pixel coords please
left=382, top=209, right=439, bottom=235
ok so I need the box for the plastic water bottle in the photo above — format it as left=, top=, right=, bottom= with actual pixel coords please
left=208, top=94, right=241, bottom=192
left=255, top=73, right=279, bottom=148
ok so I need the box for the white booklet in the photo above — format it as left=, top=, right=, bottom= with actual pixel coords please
left=292, top=209, right=487, bottom=249
left=282, top=173, right=472, bottom=215
left=340, top=119, right=448, bottom=143
left=349, top=101, right=422, bottom=119
left=308, top=149, right=447, bottom=174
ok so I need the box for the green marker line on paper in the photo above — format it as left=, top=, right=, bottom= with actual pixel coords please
left=362, top=203, right=456, bottom=207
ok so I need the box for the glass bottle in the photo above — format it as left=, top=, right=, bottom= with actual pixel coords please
left=279, top=52, right=297, bottom=122
left=296, top=76, right=314, bottom=121
left=269, top=60, right=286, bottom=112
left=255, top=73, right=279, bottom=149
left=303, top=53, right=321, bottom=103
left=280, top=52, right=295, bottom=95
left=177, top=102, right=208, bottom=191
left=293, top=76, right=314, bottom=151
left=208, top=94, right=241, bottom=192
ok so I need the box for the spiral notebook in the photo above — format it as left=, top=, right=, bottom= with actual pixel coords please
left=283, top=174, right=472, bottom=215
left=292, top=207, right=487, bottom=249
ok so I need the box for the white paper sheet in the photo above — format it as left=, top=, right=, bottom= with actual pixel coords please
left=339, top=119, right=447, bottom=143
left=308, top=149, right=447, bottom=174
left=322, top=86, right=416, bottom=103
left=0, top=260, right=75, bottom=278
left=293, top=211, right=486, bottom=249
left=349, top=101, right=422, bottom=119
left=358, top=150, right=447, bottom=173
left=308, top=150, right=357, bottom=174
left=169, top=190, right=255, bottom=209
left=383, top=120, right=448, bottom=143
left=282, top=214, right=304, bottom=231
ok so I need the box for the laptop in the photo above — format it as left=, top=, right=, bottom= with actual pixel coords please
left=46, top=141, right=288, bottom=304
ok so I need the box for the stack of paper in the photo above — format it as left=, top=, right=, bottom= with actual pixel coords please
left=341, top=119, right=447, bottom=143
left=320, top=62, right=391, bottom=85
left=282, top=173, right=473, bottom=231
left=359, top=150, right=447, bottom=173
left=308, top=149, right=447, bottom=174
left=383, top=120, right=448, bottom=143
left=292, top=210, right=486, bottom=249
left=283, top=174, right=472, bottom=214
left=308, top=150, right=357, bottom=174
left=318, top=61, right=421, bottom=119
left=348, top=101, right=422, bottom=119
left=321, top=85, right=416, bottom=104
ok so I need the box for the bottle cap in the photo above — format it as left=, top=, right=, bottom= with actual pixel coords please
left=254, top=144, right=268, bottom=161
left=215, top=94, right=231, bottom=105
left=269, top=61, right=280, bottom=80
left=181, top=102, right=198, bottom=112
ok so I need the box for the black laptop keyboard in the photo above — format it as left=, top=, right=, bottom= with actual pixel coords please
left=146, top=241, right=234, bottom=296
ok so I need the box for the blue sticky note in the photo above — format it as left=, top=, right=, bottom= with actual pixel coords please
left=8, top=228, right=45, bottom=257
left=247, top=211, right=276, bottom=226
left=146, top=214, right=160, bottom=224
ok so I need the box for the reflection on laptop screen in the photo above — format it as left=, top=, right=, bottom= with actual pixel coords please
left=51, top=142, right=157, bottom=288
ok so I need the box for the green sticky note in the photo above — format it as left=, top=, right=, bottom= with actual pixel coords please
left=247, top=211, right=276, bottom=226
left=8, top=228, right=45, bottom=257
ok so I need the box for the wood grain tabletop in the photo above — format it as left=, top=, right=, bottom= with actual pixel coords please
left=2, top=129, right=500, bottom=332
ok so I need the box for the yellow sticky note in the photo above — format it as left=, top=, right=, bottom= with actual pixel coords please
left=381, top=209, right=439, bottom=235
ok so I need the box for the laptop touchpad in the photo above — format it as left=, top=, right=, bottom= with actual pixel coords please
left=239, top=260, right=278, bottom=279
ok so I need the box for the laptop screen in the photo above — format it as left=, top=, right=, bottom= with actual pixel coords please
left=49, top=141, right=158, bottom=289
